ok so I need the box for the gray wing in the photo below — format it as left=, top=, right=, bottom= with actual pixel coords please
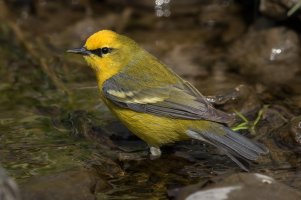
left=102, top=72, right=232, bottom=124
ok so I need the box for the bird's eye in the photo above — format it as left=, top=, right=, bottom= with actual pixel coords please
left=90, top=47, right=112, bottom=57
left=101, top=47, right=110, bottom=54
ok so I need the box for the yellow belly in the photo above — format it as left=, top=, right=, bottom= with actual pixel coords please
left=104, top=100, right=197, bottom=147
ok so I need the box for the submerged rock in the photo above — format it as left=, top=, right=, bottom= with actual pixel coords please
left=198, top=1, right=246, bottom=43
left=290, top=116, right=301, bottom=145
left=169, top=173, right=301, bottom=200
left=229, top=27, right=301, bottom=84
left=260, top=0, right=300, bottom=20
left=21, top=168, right=108, bottom=200
left=274, top=115, right=301, bottom=150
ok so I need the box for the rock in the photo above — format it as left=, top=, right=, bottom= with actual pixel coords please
left=20, top=168, right=109, bottom=200
left=169, top=173, right=301, bottom=200
left=50, top=15, right=118, bottom=49
left=274, top=115, right=301, bottom=149
left=255, top=106, right=290, bottom=136
left=288, top=116, right=301, bottom=138
left=229, top=27, right=301, bottom=84
left=198, top=1, right=246, bottom=43
left=213, top=84, right=262, bottom=122
left=0, top=166, right=20, bottom=200
left=259, top=0, right=298, bottom=20
left=162, top=43, right=209, bottom=83
left=292, top=95, right=301, bottom=109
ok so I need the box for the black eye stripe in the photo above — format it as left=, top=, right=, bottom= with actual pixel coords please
left=90, top=47, right=113, bottom=57
left=90, top=49, right=103, bottom=56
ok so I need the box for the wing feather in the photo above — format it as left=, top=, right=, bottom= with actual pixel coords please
left=103, top=71, right=232, bottom=123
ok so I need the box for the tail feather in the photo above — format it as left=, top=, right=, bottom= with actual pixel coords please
left=202, top=131, right=259, bottom=160
left=186, top=124, right=268, bottom=171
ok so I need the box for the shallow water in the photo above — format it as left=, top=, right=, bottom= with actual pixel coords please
left=1, top=1, right=301, bottom=199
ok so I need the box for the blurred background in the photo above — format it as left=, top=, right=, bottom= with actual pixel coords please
left=1, top=0, right=301, bottom=199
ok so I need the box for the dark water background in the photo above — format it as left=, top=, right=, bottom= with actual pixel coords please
left=1, top=0, right=301, bottom=199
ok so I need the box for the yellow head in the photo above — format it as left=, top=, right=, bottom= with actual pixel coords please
left=67, top=30, right=140, bottom=82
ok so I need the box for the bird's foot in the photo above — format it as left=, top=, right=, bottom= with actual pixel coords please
left=149, top=146, right=161, bottom=160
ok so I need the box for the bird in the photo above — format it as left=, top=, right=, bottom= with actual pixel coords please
left=67, top=30, right=268, bottom=171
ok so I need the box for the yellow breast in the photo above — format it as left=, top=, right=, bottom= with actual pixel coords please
left=102, top=99, right=189, bottom=146
left=95, top=69, right=195, bottom=147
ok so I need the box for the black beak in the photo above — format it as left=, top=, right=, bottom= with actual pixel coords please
left=66, top=47, right=90, bottom=55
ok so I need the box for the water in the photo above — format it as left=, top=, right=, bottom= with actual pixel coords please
left=1, top=1, right=301, bottom=199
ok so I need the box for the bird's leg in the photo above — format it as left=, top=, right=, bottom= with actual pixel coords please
left=149, top=146, right=161, bottom=160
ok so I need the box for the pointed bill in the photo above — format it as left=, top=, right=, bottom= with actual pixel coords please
left=66, top=47, right=91, bottom=55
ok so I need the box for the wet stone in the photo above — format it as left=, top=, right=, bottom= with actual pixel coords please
left=50, top=15, right=119, bottom=49
left=170, top=173, right=301, bottom=200
left=255, top=106, right=289, bottom=136
left=259, top=0, right=300, bottom=20
left=273, top=115, right=301, bottom=150
left=259, top=0, right=290, bottom=20
left=198, top=1, right=246, bottom=43
left=215, top=84, right=262, bottom=123
left=20, top=168, right=108, bottom=200
left=229, top=27, right=301, bottom=84
left=290, top=116, right=301, bottom=145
